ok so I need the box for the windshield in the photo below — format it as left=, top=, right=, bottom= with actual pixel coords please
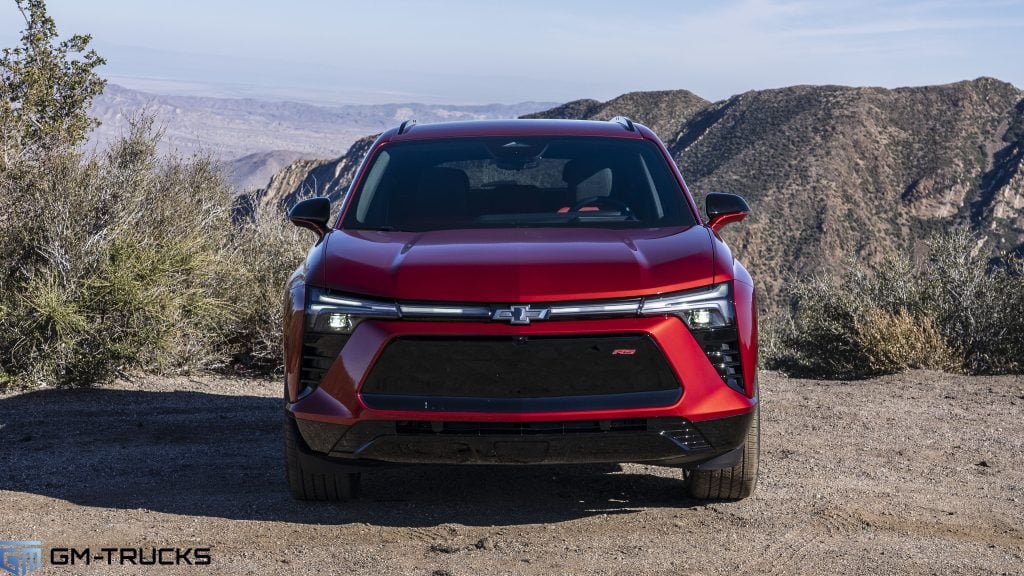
left=341, top=136, right=697, bottom=231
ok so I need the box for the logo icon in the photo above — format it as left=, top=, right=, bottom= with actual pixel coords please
left=1, top=542, right=42, bottom=576
left=492, top=305, right=550, bottom=325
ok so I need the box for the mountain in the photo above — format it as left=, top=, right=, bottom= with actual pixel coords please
left=522, top=89, right=710, bottom=145
left=88, top=84, right=558, bottom=190
left=255, top=135, right=379, bottom=213
left=223, top=150, right=320, bottom=191
left=255, top=78, right=1024, bottom=307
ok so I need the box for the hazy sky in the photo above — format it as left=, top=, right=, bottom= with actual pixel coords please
left=1, top=0, right=1022, bottom=105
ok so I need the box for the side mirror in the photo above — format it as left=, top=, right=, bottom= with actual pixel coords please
left=288, top=197, right=332, bottom=240
left=705, top=192, right=750, bottom=234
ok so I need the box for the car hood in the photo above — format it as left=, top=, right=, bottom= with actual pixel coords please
left=319, top=226, right=716, bottom=302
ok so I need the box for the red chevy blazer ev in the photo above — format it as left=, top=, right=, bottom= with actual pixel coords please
left=282, top=117, right=759, bottom=502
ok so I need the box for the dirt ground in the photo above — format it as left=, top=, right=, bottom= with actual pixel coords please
left=1, top=370, right=1022, bottom=575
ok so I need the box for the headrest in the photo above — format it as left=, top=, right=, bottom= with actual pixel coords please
left=563, top=159, right=613, bottom=199
left=417, top=167, right=469, bottom=200
left=409, top=167, right=470, bottom=222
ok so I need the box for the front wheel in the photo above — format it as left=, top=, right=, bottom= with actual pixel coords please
left=284, top=416, right=360, bottom=501
left=685, top=405, right=760, bottom=500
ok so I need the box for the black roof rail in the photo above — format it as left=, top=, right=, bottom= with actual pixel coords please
left=610, top=116, right=635, bottom=132
left=398, top=119, right=417, bottom=135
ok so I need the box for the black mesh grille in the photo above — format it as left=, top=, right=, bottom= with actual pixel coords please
left=391, top=417, right=712, bottom=451
left=395, top=419, right=648, bottom=436
left=361, top=334, right=680, bottom=399
left=300, top=333, right=348, bottom=391
left=691, top=327, right=745, bottom=394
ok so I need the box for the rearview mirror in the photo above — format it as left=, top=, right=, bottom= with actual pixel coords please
left=288, top=197, right=331, bottom=241
left=705, top=193, right=750, bottom=234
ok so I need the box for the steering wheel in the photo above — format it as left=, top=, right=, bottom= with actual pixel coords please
left=570, top=196, right=632, bottom=214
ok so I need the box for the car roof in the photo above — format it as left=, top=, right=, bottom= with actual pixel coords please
left=383, top=118, right=650, bottom=143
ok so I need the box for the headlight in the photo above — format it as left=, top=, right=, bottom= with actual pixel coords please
left=639, top=283, right=734, bottom=329
left=305, top=288, right=400, bottom=333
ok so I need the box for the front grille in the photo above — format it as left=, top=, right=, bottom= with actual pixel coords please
left=300, top=333, right=348, bottom=391
left=360, top=334, right=680, bottom=399
left=691, top=327, right=745, bottom=394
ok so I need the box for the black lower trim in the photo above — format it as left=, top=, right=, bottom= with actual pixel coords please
left=360, top=388, right=682, bottom=413
left=694, top=445, right=744, bottom=470
left=690, top=411, right=754, bottom=449
left=346, top=432, right=701, bottom=465
left=292, top=411, right=755, bottom=468
left=396, top=418, right=647, bottom=435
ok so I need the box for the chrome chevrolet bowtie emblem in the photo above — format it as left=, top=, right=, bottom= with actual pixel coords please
left=492, top=305, right=550, bottom=325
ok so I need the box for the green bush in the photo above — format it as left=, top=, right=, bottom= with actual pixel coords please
left=766, top=230, right=1024, bottom=378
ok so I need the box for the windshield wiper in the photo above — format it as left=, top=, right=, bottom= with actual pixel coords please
left=568, top=214, right=632, bottom=223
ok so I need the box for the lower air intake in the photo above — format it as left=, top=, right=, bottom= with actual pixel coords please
left=691, top=327, right=745, bottom=394
left=300, top=333, right=348, bottom=391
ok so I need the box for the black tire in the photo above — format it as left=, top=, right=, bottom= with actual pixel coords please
left=284, top=415, right=360, bottom=501
left=685, top=404, right=760, bottom=500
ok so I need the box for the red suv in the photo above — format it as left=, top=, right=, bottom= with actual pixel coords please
left=283, top=118, right=759, bottom=501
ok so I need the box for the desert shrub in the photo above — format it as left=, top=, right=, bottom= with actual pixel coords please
left=767, top=273, right=951, bottom=378
left=854, top=308, right=953, bottom=374
left=0, top=116, right=310, bottom=390
left=778, top=274, right=872, bottom=377
left=217, top=198, right=309, bottom=370
left=920, top=232, right=1024, bottom=373
left=757, top=313, right=795, bottom=369
left=767, top=230, right=1024, bottom=378
left=0, top=120, right=232, bottom=387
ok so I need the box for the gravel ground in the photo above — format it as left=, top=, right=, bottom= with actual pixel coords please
left=1, top=370, right=1022, bottom=575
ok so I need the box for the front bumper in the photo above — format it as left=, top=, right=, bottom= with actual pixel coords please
left=286, top=308, right=758, bottom=470
left=292, top=410, right=754, bottom=468
left=290, top=316, right=755, bottom=423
